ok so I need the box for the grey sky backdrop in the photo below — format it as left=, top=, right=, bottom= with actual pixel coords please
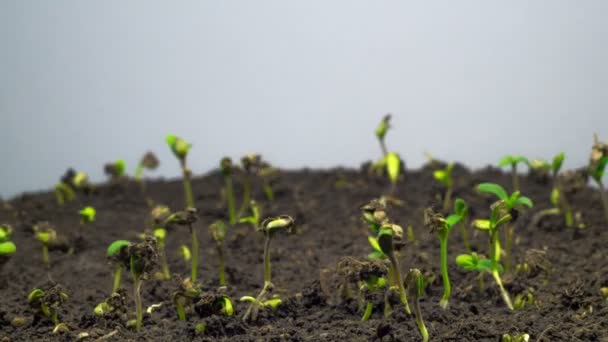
left=1, top=1, right=607, bottom=198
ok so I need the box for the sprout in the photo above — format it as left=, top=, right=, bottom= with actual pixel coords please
left=472, top=182, right=533, bottom=310
left=194, top=288, right=235, bottom=318
left=0, top=224, right=16, bottom=270
left=239, top=199, right=261, bottom=229
left=79, top=206, right=96, bottom=224
left=28, top=284, right=68, bottom=326
left=501, top=333, right=530, bottom=342
left=172, top=278, right=201, bottom=321
left=375, top=114, right=391, bottom=157
left=589, top=134, right=608, bottom=223
left=33, top=222, right=58, bottom=267
left=499, top=155, right=528, bottom=191
left=377, top=223, right=412, bottom=315
left=242, top=215, right=294, bottom=321
left=424, top=207, right=462, bottom=309
left=238, top=154, right=262, bottom=218
left=165, top=208, right=199, bottom=282
left=209, top=220, right=227, bottom=285
left=454, top=198, right=471, bottom=251
left=433, top=162, right=454, bottom=211
left=107, top=240, right=131, bottom=293
left=94, top=289, right=128, bottom=321
left=220, top=157, right=237, bottom=225
left=336, top=257, right=388, bottom=321
left=404, top=269, right=429, bottom=342
left=53, top=182, right=75, bottom=206
left=135, top=151, right=159, bottom=183
left=149, top=205, right=171, bottom=280
left=166, top=134, right=194, bottom=208
left=104, top=159, right=126, bottom=180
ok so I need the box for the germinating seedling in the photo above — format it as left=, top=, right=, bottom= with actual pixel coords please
left=28, top=284, right=69, bottom=330
left=499, top=155, right=528, bottom=191
left=404, top=269, right=429, bottom=342
left=209, top=220, right=228, bottom=285
left=375, top=114, right=391, bottom=157
left=135, top=151, right=159, bottom=183
left=150, top=205, right=171, bottom=280
left=589, top=134, right=608, bottom=223
left=424, top=207, right=462, bottom=309
left=164, top=208, right=199, bottom=282
left=78, top=206, right=96, bottom=238
left=454, top=198, right=471, bottom=252
left=433, top=162, right=455, bottom=211
left=377, top=223, right=412, bottom=315
left=54, top=182, right=75, bottom=206
left=34, top=222, right=58, bottom=267
left=172, top=277, right=201, bottom=321
left=239, top=199, right=261, bottom=229
left=104, top=159, right=126, bottom=180
left=220, top=157, right=237, bottom=225
left=166, top=134, right=194, bottom=208
left=107, top=240, right=131, bottom=293
left=241, top=215, right=294, bottom=322
left=0, top=224, right=16, bottom=270
left=193, top=287, right=234, bottom=319
left=336, top=257, right=389, bottom=321
left=238, top=154, right=262, bottom=218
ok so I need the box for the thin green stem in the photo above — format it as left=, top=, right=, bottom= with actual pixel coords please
left=237, top=178, right=251, bottom=219
left=504, top=225, right=513, bottom=273
left=217, top=244, right=226, bottom=286
left=175, top=297, right=186, bottom=321
left=134, top=164, right=144, bottom=182
left=361, top=301, right=374, bottom=321
left=263, top=182, right=274, bottom=201
left=492, top=269, right=513, bottom=310
left=460, top=219, right=471, bottom=252
left=387, top=253, right=411, bottom=314
left=597, top=181, right=608, bottom=224
left=511, top=164, right=519, bottom=192
left=133, top=276, right=143, bottom=331
left=413, top=295, right=429, bottom=342
left=491, top=229, right=501, bottom=263
left=191, top=227, right=199, bottom=282
left=181, top=160, right=194, bottom=208
left=225, top=176, right=236, bottom=225
left=379, top=139, right=388, bottom=158
left=442, top=185, right=453, bottom=212
left=263, top=236, right=272, bottom=285
left=439, top=235, right=450, bottom=309
left=160, top=244, right=170, bottom=280
left=112, top=265, right=123, bottom=293
left=42, top=245, right=49, bottom=267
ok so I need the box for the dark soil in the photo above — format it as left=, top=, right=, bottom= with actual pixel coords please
left=1, top=164, right=608, bottom=341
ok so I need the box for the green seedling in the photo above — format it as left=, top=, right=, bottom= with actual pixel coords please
left=371, top=152, right=402, bottom=195
left=336, top=257, right=389, bottom=321
left=107, top=240, right=131, bottom=293
left=209, top=220, right=227, bottom=285
left=238, top=154, right=262, bottom=218
left=377, top=223, right=412, bottom=315
left=404, top=269, right=429, bottom=342
left=28, top=284, right=68, bottom=326
left=528, top=158, right=551, bottom=181
left=179, top=245, right=192, bottom=263
left=456, top=252, right=508, bottom=306
left=433, top=162, right=454, bottom=211
left=501, top=333, right=530, bottom=342
left=34, top=222, right=58, bottom=267
left=589, top=135, right=608, bottom=223
left=499, top=155, right=528, bottom=191
left=454, top=198, right=471, bottom=251
left=78, top=206, right=96, bottom=238
left=259, top=165, right=278, bottom=201
left=0, top=224, right=16, bottom=270
left=166, top=134, right=194, bottom=208
left=194, top=287, right=234, bottom=318
left=529, top=153, right=574, bottom=228
left=165, top=208, right=199, bottom=282
left=94, top=289, right=128, bottom=318
left=104, top=159, right=126, bottom=180
left=239, top=199, right=261, bottom=229
left=150, top=205, right=172, bottom=280
left=114, top=237, right=157, bottom=331
left=135, top=151, right=159, bottom=183
left=54, top=182, right=75, bottom=206
left=512, top=288, right=535, bottom=310
left=600, top=287, right=608, bottom=303
left=220, top=157, right=237, bottom=225
left=242, top=215, right=294, bottom=322
left=476, top=182, right=533, bottom=273
left=424, top=208, right=462, bottom=309
left=172, top=278, right=201, bottom=321
left=375, top=114, right=391, bottom=157
left=361, top=198, right=389, bottom=259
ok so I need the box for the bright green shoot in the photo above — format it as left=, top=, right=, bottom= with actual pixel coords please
left=242, top=215, right=294, bottom=322
left=590, top=155, right=608, bottom=223
left=154, top=228, right=170, bottom=280
left=424, top=208, right=462, bottom=309
left=79, top=206, right=96, bottom=224
left=166, top=134, right=194, bottom=208
left=28, top=285, right=68, bottom=326
left=375, top=114, right=391, bottom=157
left=433, top=162, right=454, bottom=211
left=404, top=269, right=429, bottom=342
left=238, top=154, right=262, bottom=218
left=378, top=224, right=412, bottom=315
left=239, top=200, right=261, bottom=229
left=456, top=252, right=510, bottom=310
left=220, top=157, right=237, bottom=225
left=54, top=182, right=75, bottom=206
left=135, top=151, right=159, bottom=183
left=209, top=220, right=227, bottom=286
left=0, top=225, right=16, bottom=269
left=454, top=198, right=471, bottom=251
left=499, top=155, right=528, bottom=191
left=107, top=240, right=131, bottom=293
left=34, top=223, right=57, bottom=267
left=104, top=159, right=126, bottom=180
left=172, top=278, right=201, bottom=321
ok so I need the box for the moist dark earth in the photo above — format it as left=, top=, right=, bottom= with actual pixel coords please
left=1, top=163, right=608, bottom=341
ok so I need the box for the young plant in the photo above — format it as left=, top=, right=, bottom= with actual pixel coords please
left=193, top=287, right=234, bottom=318
left=107, top=240, right=131, bottom=293
left=239, top=199, right=261, bottom=229
left=360, top=198, right=389, bottom=259
left=166, top=134, right=194, bottom=208
left=220, top=157, right=237, bottom=225
left=78, top=206, right=96, bottom=237
left=33, top=222, right=58, bottom=267
left=94, top=289, right=128, bottom=322
left=104, top=159, right=126, bottom=180
left=433, top=162, right=454, bottom=211
left=150, top=205, right=171, bottom=280
left=336, top=257, right=389, bottom=320
left=242, top=215, right=294, bottom=322
left=589, top=135, right=608, bottom=223
left=172, top=277, right=201, bottom=321
left=209, top=220, right=227, bottom=285
left=0, top=224, right=16, bottom=270
left=28, top=284, right=68, bottom=327
left=477, top=182, right=533, bottom=271
left=238, top=154, right=261, bottom=218
left=53, top=182, right=75, bottom=206
left=501, top=333, right=530, bottom=342
left=456, top=252, right=506, bottom=303
left=165, top=208, right=199, bottom=282
left=259, top=164, right=278, bottom=201
left=499, top=155, right=528, bottom=191
left=375, top=114, right=391, bottom=157
left=114, top=237, right=158, bottom=331
left=135, top=151, right=159, bottom=183
left=404, top=269, right=429, bottom=342
left=424, top=208, right=462, bottom=309
left=454, top=198, right=471, bottom=251
left=377, top=223, right=412, bottom=315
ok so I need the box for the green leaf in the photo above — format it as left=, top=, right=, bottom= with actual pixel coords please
left=153, top=228, right=167, bottom=242
left=367, top=236, right=382, bottom=252
left=472, top=219, right=491, bottom=230
left=239, top=296, right=257, bottom=303
left=179, top=245, right=191, bottom=261
left=444, top=214, right=462, bottom=228
left=592, top=156, right=608, bottom=182
left=385, top=152, right=401, bottom=185
left=28, top=288, right=45, bottom=303
left=513, top=156, right=529, bottom=165
left=433, top=170, right=448, bottom=184
left=550, top=187, right=560, bottom=207
left=499, top=156, right=514, bottom=167
left=375, top=115, right=390, bottom=140
left=106, top=240, right=131, bottom=258
left=515, top=196, right=533, bottom=208
left=166, top=134, right=191, bottom=158
left=368, top=251, right=386, bottom=260
left=455, top=253, right=478, bottom=270
left=454, top=198, right=468, bottom=216
left=263, top=298, right=282, bottom=311
left=0, top=230, right=8, bottom=243
left=477, top=259, right=504, bottom=273
left=216, top=296, right=233, bottom=317
left=552, top=152, right=565, bottom=174
left=79, top=206, right=96, bottom=223
left=477, top=183, right=508, bottom=201
left=115, top=159, right=126, bottom=176
left=0, top=241, right=16, bottom=256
